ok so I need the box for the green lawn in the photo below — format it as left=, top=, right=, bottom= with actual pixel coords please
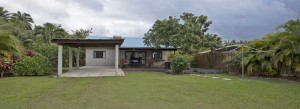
left=1, top=72, right=300, bottom=109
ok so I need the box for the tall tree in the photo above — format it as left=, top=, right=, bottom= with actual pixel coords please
left=34, top=22, right=67, bottom=43
left=144, top=12, right=222, bottom=54
left=11, top=11, right=34, bottom=30
left=71, top=28, right=93, bottom=38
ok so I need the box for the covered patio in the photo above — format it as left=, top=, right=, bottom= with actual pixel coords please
left=51, top=38, right=124, bottom=77
left=61, top=66, right=124, bottom=77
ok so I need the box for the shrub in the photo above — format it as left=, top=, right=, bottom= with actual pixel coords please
left=170, top=54, right=192, bottom=74
left=13, top=53, right=53, bottom=76
left=33, top=43, right=58, bottom=67
left=0, top=58, right=13, bottom=77
left=223, top=56, right=241, bottom=73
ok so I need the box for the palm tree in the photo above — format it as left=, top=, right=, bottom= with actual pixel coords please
left=273, top=19, right=300, bottom=75
left=243, top=37, right=277, bottom=76
left=11, top=11, right=34, bottom=30
left=0, top=7, right=10, bottom=19
left=34, top=22, right=67, bottom=43
left=0, top=30, right=23, bottom=55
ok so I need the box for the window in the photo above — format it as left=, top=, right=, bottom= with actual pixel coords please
left=93, top=51, right=106, bottom=58
left=152, top=51, right=162, bottom=59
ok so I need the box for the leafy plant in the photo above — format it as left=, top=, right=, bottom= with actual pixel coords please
left=223, top=55, right=241, bottom=73
left=170, top=54, right=192, bottom=74
left=144, top=12, right=222, bottom=54
left=0, top=58, right=13, bottom=77
left=13, top=52, right=53, bottom=76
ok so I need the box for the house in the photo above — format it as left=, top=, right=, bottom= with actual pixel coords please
left=51, top=36, right=177, bottom=76
left=85, top=36, right=177, bottom=67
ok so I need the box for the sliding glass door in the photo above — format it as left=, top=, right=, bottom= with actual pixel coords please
left=125, top=51, right=146, bottom=65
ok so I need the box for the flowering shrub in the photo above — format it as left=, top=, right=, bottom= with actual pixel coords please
left=0, top=58, right=13, bottom=77
left=0, top=52, right=13, bottom=77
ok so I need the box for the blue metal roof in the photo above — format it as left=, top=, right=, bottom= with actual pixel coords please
left=86, top=36, right=174, bottom=49
left=86, top=36, right=114, bottom=39
left=86, top=36, right=148, bottom=48
left=121, top=38, right=148, bottom=48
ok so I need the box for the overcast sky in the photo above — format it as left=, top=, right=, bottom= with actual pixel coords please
left=1, top=0, right=299, bottom=40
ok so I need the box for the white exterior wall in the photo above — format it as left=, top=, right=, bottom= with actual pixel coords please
left=85, top=47, right=115, bottom=66
left=151, top=51, right=169, bottom=67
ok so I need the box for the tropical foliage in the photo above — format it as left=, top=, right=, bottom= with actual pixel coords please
left=144, top=12, right=222, bottom=54
left=0, top=6, right=91, bottom=77
left=225, top=19, right=300, bottom=77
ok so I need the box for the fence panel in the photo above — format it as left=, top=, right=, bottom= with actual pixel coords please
left=194, top=52, right=238, bottom=71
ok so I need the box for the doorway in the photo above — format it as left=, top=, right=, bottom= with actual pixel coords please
left=125, top=51, right=146, bottom=66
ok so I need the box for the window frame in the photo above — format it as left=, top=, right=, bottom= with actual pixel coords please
left=93, top=51, right=106, bottom=59
left=151, top=51, right=162, bottom=59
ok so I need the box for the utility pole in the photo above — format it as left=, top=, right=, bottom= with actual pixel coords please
left=241, top=45, right=244, bottom=79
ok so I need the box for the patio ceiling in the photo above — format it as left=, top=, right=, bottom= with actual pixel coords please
left=51, top=38, right=124, bottom=47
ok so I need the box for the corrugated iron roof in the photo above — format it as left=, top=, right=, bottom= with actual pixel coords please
left=86, top=36, right=172, bottom=48
left=86, top=36, right=147, bottom=47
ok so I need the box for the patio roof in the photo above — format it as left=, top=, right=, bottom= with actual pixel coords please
left=51, top=38, right=124, bottom=47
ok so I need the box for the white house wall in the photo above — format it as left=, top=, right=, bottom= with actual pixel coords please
left=85, top=47, right=115, bottom=66
left=152, top=51, right=169, bottom=67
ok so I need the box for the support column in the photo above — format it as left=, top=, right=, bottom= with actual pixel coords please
left=115, top=44, right=119, bottom=76
left=76, top=47, right=80, bottom=70
left=58, top=45, right=63, bottom=76
left=68, top=47, right=73, bottom=71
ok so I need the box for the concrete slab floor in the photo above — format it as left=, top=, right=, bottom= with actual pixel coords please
left=61, top=66, right=124, bottom=77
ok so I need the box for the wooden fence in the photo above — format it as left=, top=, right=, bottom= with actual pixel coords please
left=194, top=52, right=240, bottom=73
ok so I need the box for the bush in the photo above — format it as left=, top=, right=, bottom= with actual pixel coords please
left=13, top=53, right=53, bottom=76
left=33, top=43, right=58, bottom=67
left=170, top=54, right=192, bottom=74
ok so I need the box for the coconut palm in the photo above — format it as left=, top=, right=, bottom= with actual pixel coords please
left=34, top=22, right=67, bottom=43
left=11, top=11, right=34, bottom=30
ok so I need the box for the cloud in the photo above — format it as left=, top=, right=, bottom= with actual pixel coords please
left=1, top=0, right=299, bottom=41
left=73, top=0, right=104, bottom=12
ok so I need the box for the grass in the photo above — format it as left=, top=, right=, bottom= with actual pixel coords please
left=1, top=72, right=300, bottom=109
